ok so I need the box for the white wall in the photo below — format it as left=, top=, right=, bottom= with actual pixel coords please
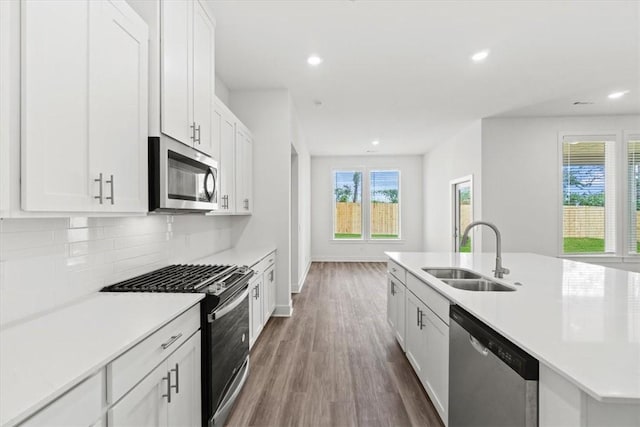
left=229, top=90, right=294, bottom=315
left=0, top=215, right=233, bottom=328
left=482, top=115, right=640, bottom=272
left=291, top=106, right=311, bottom=292
left=215, top=74, right=230, bottom=105
left=423, top=120, right=482, bottom=251
left=311, top=155, right=423, bottom=261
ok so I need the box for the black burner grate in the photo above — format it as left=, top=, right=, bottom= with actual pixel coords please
left=102, top=264, right=235, bottom=293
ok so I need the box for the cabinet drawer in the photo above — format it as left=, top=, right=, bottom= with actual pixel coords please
left=388, top=260, right=406, bottom=284
left=108, top=304, right=200, bottom=403
left=407, top=273, right=450, bottom=325
left=22, top=371, right=103, bottom=427
left=252, top=251, right=276, bottom=276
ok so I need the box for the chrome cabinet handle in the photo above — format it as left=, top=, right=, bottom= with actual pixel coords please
left=162, top=374, right=171, bottom=403
left=195, top=124, right=201, bottom=144
left=105, top=174, right=114, bottom=205
left=243, top=198, right=249, bottom=210
left=419, top=309, right=425, bottom=330
left=161, top=332, right=183, bottom=350
left=170, top=363, right=179, bottom=394
left=390, top=281, right=395, bottom=295
left=190, top=122, right=196, bottom=141
left=269, top=270, right=274, bottom=282
left=94, top=173, right=103, bottom=204
left=416, top=307, right=420, bottom=327
left=224, top=195, right=229, bottom=209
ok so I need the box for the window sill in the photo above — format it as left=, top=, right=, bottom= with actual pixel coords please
left=330, top=239, right=406, bottom=244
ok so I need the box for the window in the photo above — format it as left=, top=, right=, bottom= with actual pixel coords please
left=333, top=171, right=362, bottom=239
left=628, top=134, right=640, bottom=255
left=370, top=170, right=400, bottom=239
left=452, top=176, right=473, bottom=252
left=561, top=136, right=616, bottom=254
left=332, top=169, right=401, bottom=240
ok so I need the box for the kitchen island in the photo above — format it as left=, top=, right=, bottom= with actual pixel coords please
left=386, top=251, right=640, bottom=426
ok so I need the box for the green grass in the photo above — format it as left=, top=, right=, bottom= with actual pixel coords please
left=459, top=236, right=471, bottom=253
left=371, top=234, right=399, bottom=239
left=334, top=233, right=362, bottom=239
left=563, top=237, right=605, bottom=253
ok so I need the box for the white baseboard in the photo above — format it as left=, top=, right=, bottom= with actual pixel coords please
left=291, top=260, right=311, bottom=294
left=272, top=304, right=293, bottom=317
left=311, top=255, right=388, bottom=262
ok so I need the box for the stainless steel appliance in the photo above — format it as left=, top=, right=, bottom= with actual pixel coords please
left=449, top=305, right=539, bottom=427
left=148, top=137, right=218, bottom=212
left=102, top=264, right=253, bottom=427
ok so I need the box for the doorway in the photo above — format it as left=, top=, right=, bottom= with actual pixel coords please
left=291, top=145, right=299, bottom=290
left=451, top=175, right=473, bottom=252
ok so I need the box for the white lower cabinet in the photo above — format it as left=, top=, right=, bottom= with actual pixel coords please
left=21, top=371, right=103, bottom=427
left=109, top=330, right=201, bottom=427
left=249, top=274, right=264, bottom=346
left=248, top=251, right=277, bottom=348
left=400, top=285, right=450, bottom=426
left=387, top=276, right=406, bottom=350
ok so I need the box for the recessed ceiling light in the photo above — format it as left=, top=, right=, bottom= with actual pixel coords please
left=313, top=100, right=323, bottom=107
left=608, top=90, right=629, bottom=99
left=371, top=140, right=380, bottom=146
left=471, top=49, right=490, bottom=62
left=307, top=55, right=323, bottom=66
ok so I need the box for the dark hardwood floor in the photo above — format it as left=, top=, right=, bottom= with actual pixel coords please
left=225, top=262, right=444, bottom=427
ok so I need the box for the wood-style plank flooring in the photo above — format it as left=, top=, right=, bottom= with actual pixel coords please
left=225, top=262, right=444, bottom=427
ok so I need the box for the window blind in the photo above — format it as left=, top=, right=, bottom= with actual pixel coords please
left=628, top=136, right=640, bottom=254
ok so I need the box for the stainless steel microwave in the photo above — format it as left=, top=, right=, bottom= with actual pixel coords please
left=148, top=137, right=218, bottom=213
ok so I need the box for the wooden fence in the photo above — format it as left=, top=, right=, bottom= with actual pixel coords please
left=335, top=202, right=399, bottom=235
left=563, top=206, right=640, bottom=239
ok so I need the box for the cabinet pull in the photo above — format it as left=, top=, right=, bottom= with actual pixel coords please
left=170, top=363, right=179, bottom=394
left=105, top=174, right=114, bottom=205
left=419, top=309, right=425, bottom=330
left=161, top=332, right=183, bottom=350
left=269, top=270, right=274, bottom=282
left=243, top=198, right=249, bottom=210
left=190, top=122, right=196, bottom=141
left=162, top=374, right=171, bottom=403
left=94, top=173, right=103, bottom=204
left=416, top=307, right=420, bottom=327
left=195, top=124, right=201, bottom=144
left=391, top=282, right=395, bottom=295
left=224, top=195, right=229, bottom=209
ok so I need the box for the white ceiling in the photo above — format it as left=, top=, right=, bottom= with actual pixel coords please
left=208, top=0, right=640, bottom=156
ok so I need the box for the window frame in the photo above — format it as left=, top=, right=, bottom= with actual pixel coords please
left=624, top=131, right=640, bottom=259
left=332, top=168, right=364, bottom=241
left=556, top=130, right=636, bottom=261
left=369, top=169, right=401, bottom=240
left=450, top=175, right=474, bottom=252
left=331, top=167, right=403, bottom=242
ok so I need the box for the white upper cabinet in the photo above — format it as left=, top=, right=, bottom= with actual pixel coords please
left=235, top=125, right=253, bottom=214
left=213, top=99, right=236, bottom=214
left=160, top=0, right=192, bottom=145
left=21, top=0, right=148, bottom=213
left=160, top=0, right=215, bottom=156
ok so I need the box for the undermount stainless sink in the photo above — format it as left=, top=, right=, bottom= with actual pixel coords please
left=422, top=267, right=483, bottom=280
left=441, top=278, right=515, bottom=292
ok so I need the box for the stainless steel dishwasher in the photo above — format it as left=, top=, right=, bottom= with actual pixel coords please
left=449, top=305, right=539, bottom=427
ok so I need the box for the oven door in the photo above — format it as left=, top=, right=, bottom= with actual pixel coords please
left=204, top=286, right=250, bottom=427
left=149, top=137, right=218, bottom=212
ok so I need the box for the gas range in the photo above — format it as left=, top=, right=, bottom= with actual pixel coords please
left=101, top=263, right=254, bottom=427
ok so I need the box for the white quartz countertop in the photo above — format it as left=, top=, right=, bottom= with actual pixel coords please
left=0, top=292, right=204, bottom=426
left=385, top=251, right=640, bottom=403
left=192, top=245, right=276, bottom=268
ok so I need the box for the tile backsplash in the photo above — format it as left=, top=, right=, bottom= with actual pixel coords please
left=0, top=215, right=232, bottom=328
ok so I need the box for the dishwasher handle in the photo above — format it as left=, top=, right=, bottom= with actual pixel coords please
left=469, top=335, right=489, bottom=356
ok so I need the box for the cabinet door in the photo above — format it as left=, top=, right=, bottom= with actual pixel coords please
left=422, top=307, right=449, bottom=422
left=235, top=128, right=253, bottom=213
left=160, top=0, right=193, bottom=145
left=404, top=291, right=426, bottom=378
left=387, top=278, right=397, bottom=331
left=192, top=0, right=215, bottom=156
left=263, top=266, right=275, bottom=323
left=167, top=331, right=201, bottom=427
left=249, top=276, right=263, bottom=346
left=394, top=280, right=406, bottom=351
left=214, top=100, right=235, bottom=213
left=21, top=0, right=92, bottom=211
left=89, top=0, right=148, bottom=213
left=109, top=360, right=169, bottom=427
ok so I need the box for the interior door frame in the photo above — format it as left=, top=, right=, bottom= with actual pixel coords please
left=450, top=175, right=474, bottom=252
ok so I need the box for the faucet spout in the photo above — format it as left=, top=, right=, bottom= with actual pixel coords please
left=460, top=221, right=510, bottom=279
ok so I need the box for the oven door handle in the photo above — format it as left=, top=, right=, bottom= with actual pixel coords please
left=208, top=287, right=249, bottom=323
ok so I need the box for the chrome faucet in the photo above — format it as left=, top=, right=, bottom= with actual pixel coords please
left=460, top=221, right=510, bottom=279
